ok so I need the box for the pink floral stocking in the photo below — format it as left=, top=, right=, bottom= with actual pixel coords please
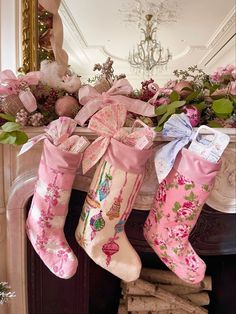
left=26, top=139, right=82, bottom=279
left=144, top=148, right=221, bottom=284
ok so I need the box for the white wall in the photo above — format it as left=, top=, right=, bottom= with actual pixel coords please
left=0, top=0, right=20, bottom=71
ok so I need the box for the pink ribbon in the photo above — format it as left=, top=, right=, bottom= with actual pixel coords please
left=0, top=70, right=42, bottom=112
left=75, top=79, right=156, bottom=126
left=39, top=0, right=68, bottom=76
left=82, top=104, right=128, bottom=174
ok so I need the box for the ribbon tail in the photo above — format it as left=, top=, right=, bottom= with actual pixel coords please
left=155, top=137, right=189, bottom=183
left=112, top=95, right=156, bottom=117
left=18, top=90, right=37, bottom=113
left=82, top=137, right=110, bottom=174
left=74, top=99, right=102, bottom=126
left=18, top=134, right=50, bottom=155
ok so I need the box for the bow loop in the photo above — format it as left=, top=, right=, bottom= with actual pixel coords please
left=82, top=104, right=127, bottom=173
left=75, top=78, right=155, bottom=126
left=155, top=113, right=196, bottom=183
left=0, top=69, right=42, bottom=112
left=19, top=117, right=77, bottom=155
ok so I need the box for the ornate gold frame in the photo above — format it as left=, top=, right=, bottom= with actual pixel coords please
left=21, top=0, right=38, bottom=73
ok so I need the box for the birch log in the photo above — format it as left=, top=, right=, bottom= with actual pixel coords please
left=141, top=269, right=212, bottom=290
left=118, top=302, right=127, bottom=314
left=130, top=311, right=188, bottom=314
left=135, top=279, right=208, bottom=313
left=122, top=281, right=207, bottom=296
left=127, top=296, right=183, bottom=312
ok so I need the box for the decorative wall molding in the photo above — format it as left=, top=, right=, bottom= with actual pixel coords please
left=199, top=6, right=236, bottom=67
left=207, top=6, right=236, bottom=49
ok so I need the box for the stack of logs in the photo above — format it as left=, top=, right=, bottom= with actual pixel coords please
left=118, top=268, right=212, bottom=314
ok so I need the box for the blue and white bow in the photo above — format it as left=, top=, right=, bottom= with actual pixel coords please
left=155, top=113, right=196, bottom=183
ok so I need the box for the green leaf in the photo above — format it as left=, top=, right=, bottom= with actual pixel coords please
left=157, top=111, right=172, bottom=127
left=194, top=102, right=206, bottom=112
left=167, top=101, right=186, bottom=113
left=185, top=91, right=200, bottom=102
left=155, top=104, right=168, bottom=116
left=1, top=122, right=21, bottom=132
left=212, top=98, right=233, bottom=119
left=0, top=113, right=16, bottom=122
left=0, top=131, right=17, bottom=144
left=169, top=91, right=179, bottom=102
left=14, top=131, right=28, bottom=145
left=207, top=120, right=222, bottom=128
left=155, top=125, right=163, bottom=132
left=172, top=202, right=181, bottom=212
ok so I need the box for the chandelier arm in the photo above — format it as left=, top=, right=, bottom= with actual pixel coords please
left=128, top=13, right=171, bottom=72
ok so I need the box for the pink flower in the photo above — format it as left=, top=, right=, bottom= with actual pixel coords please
left=155, top=182, right=167, bottom=203
left=185, top=254, right=199, bottom=271
left=210, top=65, right=236, bottom=83
left=168, top=224, right=190, bottom=239
left=176, top=174, right=193, bottom=186
left=37, top=209, right=54, bottom=228
left=177, top=207, right=193, bottom=218
left=229, top=81, right=236, bottom=95
left=45, top=183, right=60, bottom=206
left=154, top=237, right=167, bottom=249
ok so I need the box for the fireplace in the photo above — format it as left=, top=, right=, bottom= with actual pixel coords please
left=1, top=127, right=236, bottom=314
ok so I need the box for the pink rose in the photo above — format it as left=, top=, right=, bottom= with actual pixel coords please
left=168, top=224, right=190, bottom=239
left=154, top=237, right=167, bottom=249
left=185, top=254, right=199, bottom=271
left=177, top=207, right=194, bottom=219
left=176, top=174, right=193, bottom=186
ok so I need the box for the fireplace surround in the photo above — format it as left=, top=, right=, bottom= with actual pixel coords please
left=0, top=127, right=235, bottom=314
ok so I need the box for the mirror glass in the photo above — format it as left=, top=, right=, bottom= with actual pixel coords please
left=22, top=0, right=236, bottom=87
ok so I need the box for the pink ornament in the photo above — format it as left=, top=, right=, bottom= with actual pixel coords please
left=55, top=96, right=80, bottom=118
left=102, top=239, right=119, bottom=266
left=182, top=105, right=200, bottom=127
left=173, top=81, right=193, bottom=98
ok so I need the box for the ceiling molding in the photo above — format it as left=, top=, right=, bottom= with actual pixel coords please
left=207, top=6, right=236, bottom=48
left=60, top=1, right=126, bottom=62
left=198, top=6, right=236, bottom=66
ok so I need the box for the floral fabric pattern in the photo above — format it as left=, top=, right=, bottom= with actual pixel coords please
left=144, top=161, right=217, bottom=284
left=26, top=145, right=80, bottom=279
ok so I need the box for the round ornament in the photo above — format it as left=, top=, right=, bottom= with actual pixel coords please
left=55, top=95, right=80, bottom=118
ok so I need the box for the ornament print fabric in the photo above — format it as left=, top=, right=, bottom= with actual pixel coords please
left=75, top=104, right=154, bottom=282
left=144, top=148, right=221, bottom=284
left=22, top=117, right=89, bottom=278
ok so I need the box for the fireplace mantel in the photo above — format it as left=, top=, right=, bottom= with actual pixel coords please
left=0, top=127, right=235, bottom=314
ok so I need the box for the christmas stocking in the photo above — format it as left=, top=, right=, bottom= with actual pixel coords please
left=144, top=114, right=222, bottom=284
left=19, top=117, right=89, bottom=279
left=75, top=104, right=155, bottom=282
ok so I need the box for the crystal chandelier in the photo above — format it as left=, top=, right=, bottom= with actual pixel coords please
left=129, top=14, right=171, bottom=74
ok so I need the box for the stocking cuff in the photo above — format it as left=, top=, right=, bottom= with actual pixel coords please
left=174, top=148, right=221, bottom=185
left=42, top=139, right=83, bottom=173
left=104, top=138, right=153, bottom=174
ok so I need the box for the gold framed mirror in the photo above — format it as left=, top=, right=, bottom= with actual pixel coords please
left=21, top=0, right=54, bottom=73
left=21, top=0, right=38, bottom=73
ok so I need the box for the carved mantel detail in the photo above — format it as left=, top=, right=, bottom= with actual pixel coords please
left=0, top=127, right=235, bottom=314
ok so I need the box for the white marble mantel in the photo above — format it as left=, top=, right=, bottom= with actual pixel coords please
left=0, top=127, right=235, bottom=314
